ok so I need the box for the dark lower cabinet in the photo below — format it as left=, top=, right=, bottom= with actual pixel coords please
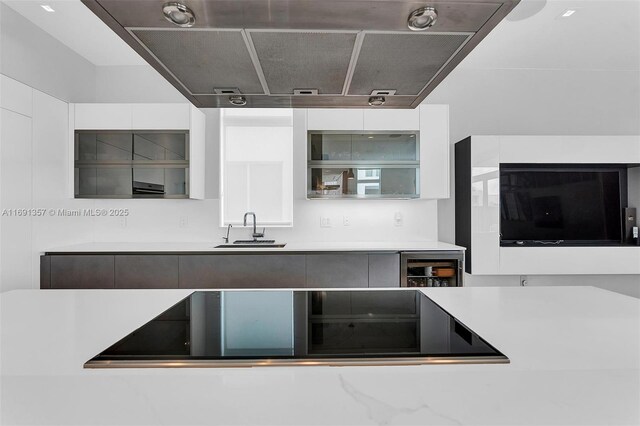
left=49, top=255, right=114, bottom=289
left=41, top=251, right=414, bottom=289
left=305, top=254, right=369, bottom=288
left=368, top=253, right=400, bottom=287
left=115, top=255, right=179, bottom=289
left=179, top=254, right=306, bottom=288
left=40, top=256, right=51, bottom=289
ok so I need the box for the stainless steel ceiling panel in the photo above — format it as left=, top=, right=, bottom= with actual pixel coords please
left=91, top=1, right=504, bottom=32
left=348, top=33, right=471, bottom=96
left=190, top=94, right=418, bottom=108
left=249, top=31, right=358, bottom=95
left=131, top=29, right=265, bottom=95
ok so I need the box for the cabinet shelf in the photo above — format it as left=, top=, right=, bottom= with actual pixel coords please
left=309, top=315, right=419, bottom=322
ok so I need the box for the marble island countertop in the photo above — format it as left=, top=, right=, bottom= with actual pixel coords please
left=1, top=286, right=638, bottom=425
left=42, top=240, right=465, bottom=254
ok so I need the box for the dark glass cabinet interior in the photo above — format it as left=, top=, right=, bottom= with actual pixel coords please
left=307, top=132, right=420, bottom=199
left=86, top=290, right=506, bottom=367
left=74, top=130, right=189, bottom=198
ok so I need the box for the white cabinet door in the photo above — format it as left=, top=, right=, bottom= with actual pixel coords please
left=0, top=109, right=33, bottom=292
left=1, top=75, right=32, bottom=117
left=307, top=109, right=364, bottom=130
left=74, top=103, right=132, bottom=129
left=363, top=108, right=420, bottom=131
left=419, top=104, right=449, bottom=199
left=189, top=105, right=205, bottom=199
left=32, top=91, right=69, bottom=201
left=132, top=104, right=190, bottom=130
left=221, top=109, right=294, bottom=226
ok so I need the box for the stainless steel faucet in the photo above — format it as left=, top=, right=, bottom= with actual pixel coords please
left=222, top=224, right=232, bottom=244
left=243, top=212, right=264, bottom=240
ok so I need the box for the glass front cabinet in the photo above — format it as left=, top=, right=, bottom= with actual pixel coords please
left=307, top=131, right=420, bottom=199
left=74, top=130, right=190, bottom=198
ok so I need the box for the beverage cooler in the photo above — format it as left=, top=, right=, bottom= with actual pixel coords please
left=401, top=252, right=464, bottom=287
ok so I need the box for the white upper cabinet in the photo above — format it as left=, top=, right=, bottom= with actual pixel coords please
left=74, top=103, right=191, bottom=130
left=419, top=104, right=449, bottom=199
left=304, top=105, right=450, bottom=200
left=220, top=109, right=294, bottom=227
left=74, top=103, right=132, bottom=129
left=363, top=108, right=420, bottom=131
left=70, top=103, right=205, bottom=199
left=131, top=104, right=190, bottom=130
left=307, top=109, right=364, bottom=130
left=307, top=108, right=420, bottom=131
left=188, top=105, right=206, bottom=200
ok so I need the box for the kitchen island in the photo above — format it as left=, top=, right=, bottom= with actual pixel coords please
left=1, top=286, right=638, bottom=425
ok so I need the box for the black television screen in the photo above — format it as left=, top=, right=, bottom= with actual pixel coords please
left=500, top=165, right=625, bottom=245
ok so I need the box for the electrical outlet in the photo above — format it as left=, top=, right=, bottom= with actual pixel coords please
left=394, top=212, right=403, bottom=227
left=343, top=216, right=351, bottom=226
left=320, top=216, right=332, bottom=228
left=179, top=216, right=188, bottom=228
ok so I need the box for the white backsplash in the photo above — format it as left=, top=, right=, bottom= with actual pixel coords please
left=85, top=198, right=438, bottom=244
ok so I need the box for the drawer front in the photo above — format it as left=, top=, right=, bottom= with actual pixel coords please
left=368, top=253, right=400, bottom=287
left=115, top=255, right=179, bottom=289
left=305, top=254, right=369, bottom=288
left=50, top=255, right=114, bottom=289
left=179, top=255, right=306, bottom=288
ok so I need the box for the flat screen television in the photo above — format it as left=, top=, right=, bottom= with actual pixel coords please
left=500, top=164, right=627, bottom=246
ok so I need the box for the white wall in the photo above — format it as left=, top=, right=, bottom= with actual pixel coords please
left=0, top=3, right=96, bottom=103
left=426, top=67, right=640, bottom=144
left=0, top=4, right=186, bottom=105
left=94, top=66, right=186, bottom=104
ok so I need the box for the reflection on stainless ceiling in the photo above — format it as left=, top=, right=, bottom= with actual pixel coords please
left=81, top=0, right=519, bottom=108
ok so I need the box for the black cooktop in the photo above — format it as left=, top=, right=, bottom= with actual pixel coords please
left=85, top=290, right=508, bottom=368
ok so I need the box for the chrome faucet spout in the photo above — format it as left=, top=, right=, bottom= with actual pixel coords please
left=243, top=212, right=264, bottom=240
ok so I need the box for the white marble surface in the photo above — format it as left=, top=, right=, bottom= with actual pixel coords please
left=1, top=286, right=638, bottom=426
left=41, top=240, right=465, bottom=253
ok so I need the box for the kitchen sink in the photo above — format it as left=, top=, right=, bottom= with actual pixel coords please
left=215, top=240, right=286, bottom=248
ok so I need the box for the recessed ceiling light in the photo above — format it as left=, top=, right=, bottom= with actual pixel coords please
left=40, top=5, right=55, bottom=12
left=228, top=95, right=247, bottom=106
left=162, top=2, right=196, bottom=27
left=407, top=7, right=438, bottom=31
left=561, top=9, right=576, bottom=17
left=368, top=96, right=386, bottom=106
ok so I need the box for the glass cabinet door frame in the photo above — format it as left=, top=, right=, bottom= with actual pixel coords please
left=74, top=129, right=190, bottom=199
left=307, top=130, right=420, bottom=199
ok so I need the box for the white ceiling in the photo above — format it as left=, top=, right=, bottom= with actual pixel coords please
left=3, top=0, right=639, bottom=71
left=459, top=0, right=640, bottom=71
left=2, top=0, right=146, bottom=66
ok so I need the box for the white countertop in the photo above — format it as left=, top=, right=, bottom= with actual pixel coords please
left=1, top=286, right=638, bottom=426
left=42, top=240, right=465, bottom=253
